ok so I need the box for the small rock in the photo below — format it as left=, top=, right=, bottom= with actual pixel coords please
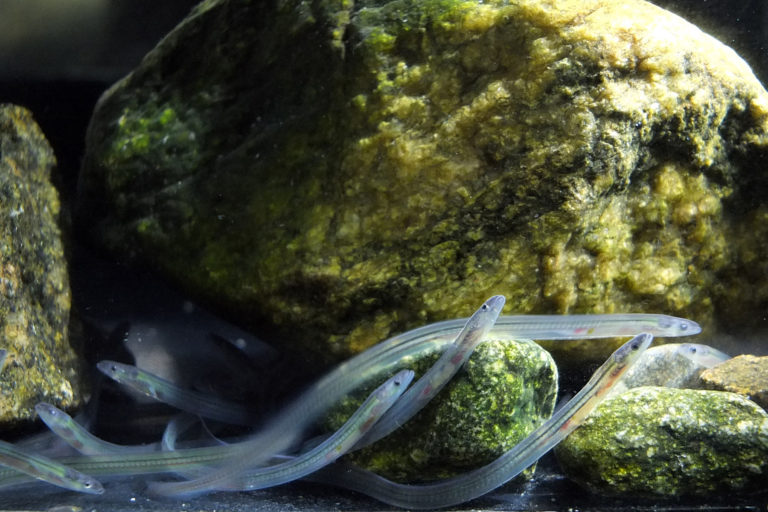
left=700, top=354, right=768, bottom=410
left=327, top=338, right=557, bottom=482
left=556, top=386, right=768, bottom=496
left=608, top=342, right=728, bottom=396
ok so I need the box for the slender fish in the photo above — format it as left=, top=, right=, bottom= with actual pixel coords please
left=356, top=295, right=505, bottom=448
left=147, top=296, right=507, bottom=496
left=306, top=333, right=653, bottom=509
left=96, top=360, right=260, bottom=426
left=125, top=306, right=692, bottom=497
left=36, top=403, right=159, bottom=455
left=161, top=413, right=202, bottom=452
left=676, top=342, right=730, bottom=367
left=0, top=443, right=243, bottom=488
left=608, top=342, right=730, bottom=397
left=148, top=369, right=415, bottom=496
left=0, top=371, right=415, bottom=489
left=5, top=311, right=691, bottom=498
left=0, top=439, right=103, bottom=494
left=409, top=313, right=696, bottom=347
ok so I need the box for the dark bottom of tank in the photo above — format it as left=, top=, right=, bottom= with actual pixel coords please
left=0, top=455, right=763, bottom=512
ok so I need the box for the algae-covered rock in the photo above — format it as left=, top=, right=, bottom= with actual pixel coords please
left=79, top=0, right=768, bottom=366
left=0, top=105, right=86, bottom=423
left=556, top=386, right=768, bottom=496
left=325, top=338, right=557, bottom=481
left=700, top=355, right=768, bottom=410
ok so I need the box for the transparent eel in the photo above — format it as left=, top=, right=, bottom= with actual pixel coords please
left=117, top=310, right=696, bottom=496
left=96, top=360, right=260, bottom=426
left=148, top=368, right=415, bottom=496
left=0, top=371, right=415, bottom=489
left=0, top=313, right=689, bottom=494
left=37, top=404, right=217, bottom=457
left=0, top=439, right=103, bottom=494
left=161, top=413, right=204, bottom=451
left=35, top=403, right=229, bottom=476
left=0, top=445, right=242, bottom=489
left=676, top=342, right=730, bottom=367
left=355, top=294, right=505, bottom=448
left=148, top=295, right=507, bottom=496
left=299, top=333, right=653, bottom=509
left=35, top=403, right=160, bottom=455
left=0, top=297, right=503, bottom=492
left=608, top=342, right=730, bottom=397
left=25, top=294, right=499, bottom=490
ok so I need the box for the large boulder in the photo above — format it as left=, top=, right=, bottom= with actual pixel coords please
left=0, top=105, right=85, bottom=423
left=78, top=0, right=768, bottom=365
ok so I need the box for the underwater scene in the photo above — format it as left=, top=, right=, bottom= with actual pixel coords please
left=0, top=0, right=767, bottom=510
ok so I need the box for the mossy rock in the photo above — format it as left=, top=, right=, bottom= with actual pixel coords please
left=79, top=0, right=768, bottom=367
left=556, top=386, right=768, bottom=496
left=325, top=337, right=557, bottom=481
left=0, top=105, right=86, bottom=424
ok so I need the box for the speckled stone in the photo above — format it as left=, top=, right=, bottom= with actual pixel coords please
left=0, top=105, right=86, bottom=423
left=555, top=386, right=768, bottom=496
left=607, top=343, right=726, bottom=397
left=325, top=337, right=557, bottom=481
left=700, top=355, right=768, bottom=410
left=78, top=0, right=768, bottom=367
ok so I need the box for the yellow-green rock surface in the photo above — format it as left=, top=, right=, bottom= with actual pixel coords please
left=79, top=0, right=768, bottom=366
left=556, top=386, right=768, bottom=496
left=0, top=105, right=86, bottom=423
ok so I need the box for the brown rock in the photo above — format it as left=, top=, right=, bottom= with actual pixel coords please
left=700, top=354, right=768, bottom=410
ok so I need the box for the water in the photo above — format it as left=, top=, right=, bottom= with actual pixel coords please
left=0, top=0, right=767, bottom=510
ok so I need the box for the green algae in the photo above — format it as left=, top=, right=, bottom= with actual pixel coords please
left=556, top=386, right=768, bottom=496
left=324, top=338, right=557, bottom=481
left=102, top=101, right=203, bottom=190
